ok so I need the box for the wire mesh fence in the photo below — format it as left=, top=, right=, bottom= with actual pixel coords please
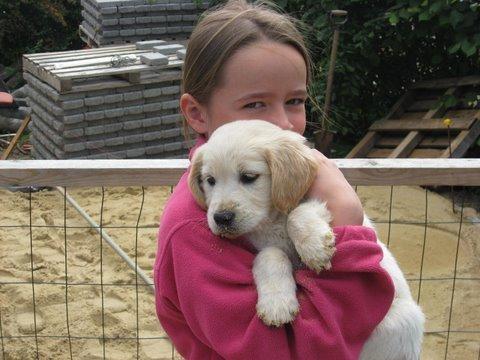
left=0, top=160, right=479, bottom=359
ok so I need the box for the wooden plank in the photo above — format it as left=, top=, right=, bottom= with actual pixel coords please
left=36, top=50, right=147, bottom=66
left=366, top=148, right=391, bottom=158
left=345, top=131, right=378, bottom=158
left=441, top=119, right=480, bottom=158
left=0, top=159, right=479, bottom=187
left=377, top=135, right=452, bottom=148
left=1, top=115, right=31, bottom=160
left=370, top=117, right=476, bottom=132
left=412, top=76, right=480, bottom=89
left=388, top=131, right=423, bottom=158
left=407, top=99, right=438, bottom=112
left=410, top=148, right=444, bottom=158
left=376, top=136, right=403, bottom=147
left=24, top=45, right=135, bottom=60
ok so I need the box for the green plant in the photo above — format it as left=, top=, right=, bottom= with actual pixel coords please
left=274, top=0, right=480, bottom=141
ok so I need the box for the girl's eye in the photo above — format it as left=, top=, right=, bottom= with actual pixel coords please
left=240, top=173, right=259, bottom=184
left=244, top=102, right=265, bottom=109
left=206, top=176, right=216, bottom=186
left=286, top=98, right=306, bottom=106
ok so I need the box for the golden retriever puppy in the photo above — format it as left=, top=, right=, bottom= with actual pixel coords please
left=189, top=120, right=336, bottom=326
left=189, top=120, right=424, bottom=359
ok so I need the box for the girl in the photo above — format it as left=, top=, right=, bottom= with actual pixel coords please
left=154, top=1, right=395, bottom=359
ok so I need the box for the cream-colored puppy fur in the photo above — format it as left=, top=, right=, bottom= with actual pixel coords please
left=189, top=120, right=424, bottom=359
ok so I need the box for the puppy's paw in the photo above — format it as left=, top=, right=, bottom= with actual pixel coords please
left=287, top=200, right=336, bottom=273
left=256, top=292, right=299, bottom=327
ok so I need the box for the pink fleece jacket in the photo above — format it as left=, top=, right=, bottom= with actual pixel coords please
left=154, top=139, right=395, bottom=360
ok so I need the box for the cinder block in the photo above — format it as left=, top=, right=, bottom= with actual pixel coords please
left=145, top=144, right=165, bottom=155
left=150, top=4, right=167, bottom=11
left=167, top=15, right=182, bottom=22
left=153, top=44, right=184, bottom=55
left=136, top=16, right=152, bottom=24
left=124, top=105, right=144, bottom=115
left=161, top=114, right=181, bottom=125
left=64, top=142, right=86, bottom=152
left=151, top=27, right=167, bottom=35
left=151, top=15, right=167, bottom=23
left=103, top=30, right=120, bottom=37
left=167, top=26, right=183, bottom=34
left=105, top=136, right=125, bottom=146
left=120, top=29, right=136, bottom=36
left=136, top=40, right=166, bottom=50
left=176, top=48, right=186, bottom=60
left=163, top=128, right=181, bottom=139
left=166, top=3, right=181, bottom=10
left=119, top=6, right=135, bottom=13
left=144, top=102, right=163, bottom=112
left=143, top=117, right=161, bottom=127
left=135, top=4, right=150, bottom=12
left=104, top=123, right=123, bottom=133
left=102, top=18, right=119, bottom=26
left=86, top=139, right=105, bottom=150
left=100, top=6, right=117, bottom=15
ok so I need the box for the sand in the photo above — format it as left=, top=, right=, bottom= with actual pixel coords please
left=0, top=185, right=478, bottom=359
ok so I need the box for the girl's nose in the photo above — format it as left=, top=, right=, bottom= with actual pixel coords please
left=271, top=107, right=293, bottom=131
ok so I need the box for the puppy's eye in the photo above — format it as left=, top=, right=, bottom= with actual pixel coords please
left=240, top=173, right=259, bottom=184
left=206, top=176, right=216, bottom=186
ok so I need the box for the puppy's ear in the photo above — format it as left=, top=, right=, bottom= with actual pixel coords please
left=265, top=136, right=318, bottom=214
left=188, top=146, right=207, bottom=209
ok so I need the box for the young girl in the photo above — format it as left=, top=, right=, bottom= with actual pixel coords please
left=154, top=1, right=395, bottom=359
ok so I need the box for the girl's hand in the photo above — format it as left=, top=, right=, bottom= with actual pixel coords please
left=307, top=150, right=364, bottom=227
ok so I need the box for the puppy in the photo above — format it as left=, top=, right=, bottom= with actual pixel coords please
left=189, top=120, right=424, bottom=359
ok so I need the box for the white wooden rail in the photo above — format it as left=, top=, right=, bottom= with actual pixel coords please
left=0, top=158, right=479, bottom=186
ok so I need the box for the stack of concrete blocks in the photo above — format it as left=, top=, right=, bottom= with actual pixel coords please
left=24, top=46, right=191, bottom=160
left=80, top=0, right=209, bottom=46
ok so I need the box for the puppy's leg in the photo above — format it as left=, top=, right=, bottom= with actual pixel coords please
left=287, top=199, right=335, bottom=273
left=253, top=246, right=299, bottom=327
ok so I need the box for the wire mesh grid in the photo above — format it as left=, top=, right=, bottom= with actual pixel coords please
left=0, top=184, right=479, bottom=359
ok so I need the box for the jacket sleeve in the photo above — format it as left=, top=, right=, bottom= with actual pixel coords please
left=155, top=222, right=394, bottom=360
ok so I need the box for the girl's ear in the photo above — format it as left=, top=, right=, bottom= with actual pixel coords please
left=265, top=137, right=318, bottom=214
left=188, top=146, right=207, bottom=209
left=180, top=93, right=208, bottom=135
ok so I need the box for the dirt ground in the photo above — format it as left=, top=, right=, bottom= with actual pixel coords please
left=0, top=184, right=478, bottom=359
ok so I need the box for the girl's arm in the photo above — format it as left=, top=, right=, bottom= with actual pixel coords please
left=155, top=222, right=394, bottom=360
left=307, top=149, right=364, bottom=226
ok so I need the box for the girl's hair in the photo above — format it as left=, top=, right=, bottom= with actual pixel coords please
left=182, top=0, right=311, bottom=138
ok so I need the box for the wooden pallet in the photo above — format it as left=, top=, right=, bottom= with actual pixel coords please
left=347, top=76, right=480, bottom=158
left=23, top=44, right=183, bottom=93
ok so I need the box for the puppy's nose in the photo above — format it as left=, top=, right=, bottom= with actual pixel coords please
left=214, top=211, right=235, bottom=227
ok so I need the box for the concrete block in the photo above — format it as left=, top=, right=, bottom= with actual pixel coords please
left=126, top=148, right=146, bottom=158
left=124, top=105, right=144, bottom=115
left=145, top=144, right=165, bottom=155
left=182, top=14, right=198, bottom=22
left=124, top=133, right=144, bottom=144
left=85, top=110, right=105, bottom=121
left=167, top=26, right=183, bottom=34
left=104, top=93, right=123, bottom=104
left=120, top=29, right=136, bottom=36
left=136, top=28, right=152, bottom=36
left=143, top=102, right=163, bottom=112
left=65, top=142, right=87, bottom=152
left=161, top=114, right=181, bottom=125
left=119, top=17, right=136, bottom=25
left=136, top=16, right=152, bottom=24
left=135, top=4, right=150, bottom=12
left=124, top=119, right=144, bottom=130
left=85, top=125, right=105, bottom=136
left=84, top=96, right=105, bottom=107
left=119, top=5, right=135, bottom=13
left=161, top=85, right=180, bottom=96
left=167, top=15, right=182, bottom=22
left=151, top=27, right=167, bottom=35
left=63, top=114, right=85, bottom=124
left=136, top=40, right=166, bottom=50
left=176, top=48, right=186, bottom=60
left=105, top=108, right=125, bottom=118
left=151, top=15, right=167, bottom=23
left=164, top=141, right=183, bottom=152
left=143, top=88, right=163, bottom=98
left=86, top=139, right=105, bottom=150
left=143, top=131, right=163, bottom=141
left=163, top=128, right=181, bottom=139
left=166, top=3, right=181, bottom=10
left=124, top=91, right=143, bottom=101
left=162, top=100, right=179, bottom=110
left=102, top=18, right=119, bottom=26
left=140, top=52, right=168, bottom=66
left=150, top=4, right=167, bottom=11
left=105, top=136, right=125, bottom=146
left=104, top=123, right=123, bottom=133
left=64, top=128, right=85, bottom=139
left=143, top=117, right=161, bottom=127
left=153, top=44, right=184, bottom=55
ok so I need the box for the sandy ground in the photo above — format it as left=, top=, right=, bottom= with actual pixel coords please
left=0, top=185, right=478, bottom=359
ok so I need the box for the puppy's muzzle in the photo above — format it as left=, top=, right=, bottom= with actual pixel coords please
left=213, top=210, right=235, bottom=228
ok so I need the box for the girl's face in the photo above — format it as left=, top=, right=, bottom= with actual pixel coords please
left=195, top=41, right=308, bottom=137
